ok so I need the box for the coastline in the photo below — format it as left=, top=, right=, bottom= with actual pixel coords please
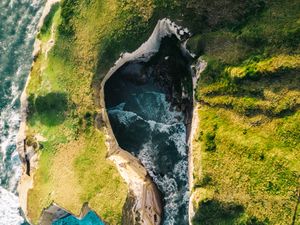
left=13, top=0, right=300, bottom=224
left=188, top=58, right=207, bottom=225
left=16, top=0, right=61, bottom=223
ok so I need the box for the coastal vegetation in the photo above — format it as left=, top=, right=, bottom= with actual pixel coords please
left=24, top=0, right=299, bottom=224
left=190, top=0, right=300, bottom=224
left=25, top=2, right=133, bottom=223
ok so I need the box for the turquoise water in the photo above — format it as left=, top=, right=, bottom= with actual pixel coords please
left=52, top=212, right=104, bottom=225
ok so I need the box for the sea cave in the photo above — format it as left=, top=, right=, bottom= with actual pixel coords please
left=104, top=35, right=193, bottom=225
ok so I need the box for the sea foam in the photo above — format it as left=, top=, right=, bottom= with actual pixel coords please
left=108, top=91, right=189, bottom=224
left=0, top=0, right=44, bottom=223
left=0, top=187, right=24, bottom=225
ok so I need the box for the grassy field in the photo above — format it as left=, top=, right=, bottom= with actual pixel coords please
left=190, top=0, right=300, bottom=224
left=25, top=2, right=132, bottom=223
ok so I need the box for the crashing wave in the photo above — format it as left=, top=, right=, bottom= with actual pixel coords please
left=0, top=187, right=24, bottom=225
left=108, top=91, right=189, bottom=224
left=0, top=0, right=44, bottom=223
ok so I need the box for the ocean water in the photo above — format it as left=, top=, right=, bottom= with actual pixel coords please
left=0, top=0, right=45, bottom=224
left=105, top=61, right=189, bottom=224
left=108, top=92, right=189, bottom=225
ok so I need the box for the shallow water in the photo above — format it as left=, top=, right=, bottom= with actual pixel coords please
left=52, top=212, right=104, bottom=225
left=0, top=0, right=45, bottom=224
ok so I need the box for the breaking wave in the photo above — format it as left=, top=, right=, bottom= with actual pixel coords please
left=0, top=187, right=24, bottom=225
left=0, top=0, right=44, bottom=224
left=108, top=91, right=189, bottom=224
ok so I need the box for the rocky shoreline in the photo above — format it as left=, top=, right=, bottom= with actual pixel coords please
left=188, top=58, right=207, bottom=224
left=16, top=0, right=66, bottom=224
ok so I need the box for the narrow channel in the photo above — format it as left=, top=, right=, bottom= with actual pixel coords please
left=104, top=36, right=193, bottom=225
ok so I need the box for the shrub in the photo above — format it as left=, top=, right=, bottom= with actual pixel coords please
left=35, top=92, right=68, bottom=114
left=195, top=174, right=213, bottom=188
left=27, top=94, right=35, bottom=115
left=204, top=130, right=216, bottom=152
left=192, top=200, right=244, bottom=225
left=34, top=92, right=68, bottom=126
left=58, top=0, right=79, bottom=36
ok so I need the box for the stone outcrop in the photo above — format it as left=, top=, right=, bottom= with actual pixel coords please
left=38, top=203, right=95, bottom=225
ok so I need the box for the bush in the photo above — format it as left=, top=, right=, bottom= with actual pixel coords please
left=58, top=0, right=79, bottom=36
left=27, top=94, right=35, bottom=115
left=204, top=128, right=217, bottom=152
left=192, top=200, right=244, bottom=225
left=196, top=174, right=213, bottom=188
left=35, top=92, right=68, bottom=113
left=187, top=34, right=204, bottom=56
left=33, top=92, right=68, bottom=126
left=192, top=199, right=268, bottom=225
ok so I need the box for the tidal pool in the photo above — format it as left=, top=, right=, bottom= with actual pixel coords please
left=52, top=211, right=104, bottom=225
left=105, top=36, right=192, bottom=225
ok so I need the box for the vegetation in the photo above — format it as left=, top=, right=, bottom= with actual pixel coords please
left=38, top=2, right=60, bottom=40
left=193, top=107, right=299, bottom=224
left=25, top=2, right=134, bottom=223
left=190, top=0, right=300, bottom=224
left=227, top=55, right=300, bottom=80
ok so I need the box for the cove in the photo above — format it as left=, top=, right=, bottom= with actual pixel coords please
left=104, top=35, right=193, bottom=225
left=52, top=211, right=104, bottom=225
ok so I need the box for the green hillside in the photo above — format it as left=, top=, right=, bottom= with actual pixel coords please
left=189, top=0, right=300, bottom=224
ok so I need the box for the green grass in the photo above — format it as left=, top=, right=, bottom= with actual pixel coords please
left=26, top=2, right=131, bottom=224
left=190, top=0, right=300, bottom=224
left=227, top=55, right=300, bottom=80
left=37, top=2, right=60, bottom=41
left=192, top=107, right=299, bottom=224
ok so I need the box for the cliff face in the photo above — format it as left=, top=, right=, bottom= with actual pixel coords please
left=18, top=0, right=300, bottom=224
